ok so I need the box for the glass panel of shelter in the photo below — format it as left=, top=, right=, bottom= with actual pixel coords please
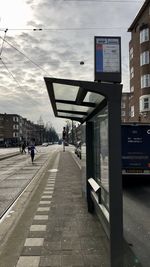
left=57, top=112, right=84, bottom=118
left=92, top=105, right=109, bottom=211
left=84, top=92, right=105, bottom=104
left=56, top=103, right=91, bottom=113
left=53, top=84, right=79, bottom=101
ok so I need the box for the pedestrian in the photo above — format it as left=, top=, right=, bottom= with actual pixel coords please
left=27, top=145, right=31, bottom=154
left=21, top=142, right=26, bottom=154
left=62, top=126, right=66, bottom=152
left=19, top=143, right=22, bottom=153
left=30, top=144, right=37, bottom=163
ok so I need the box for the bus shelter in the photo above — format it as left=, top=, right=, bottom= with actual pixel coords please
left=44, top=77, right=123, bottom=267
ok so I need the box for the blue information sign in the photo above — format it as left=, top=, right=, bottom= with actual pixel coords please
left=94, top=36, right=121, bottom=83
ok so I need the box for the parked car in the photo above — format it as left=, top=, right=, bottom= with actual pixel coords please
left=64, top=141, right=69, bottom=146
left=75, top=141, right=81, bottom=159
left=42, top=142, right=49, bottom=146
left=58, top=140, right=62, bottom=145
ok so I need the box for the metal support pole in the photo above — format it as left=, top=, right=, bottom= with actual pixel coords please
left=72, top=120, right=74, bottom=145
left=86, top=121, right=94, bottom=213
left=108, top=98, right=123, bottom=267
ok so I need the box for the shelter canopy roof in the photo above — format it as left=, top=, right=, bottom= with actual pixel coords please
left=44, top=77, right=121, bottom=123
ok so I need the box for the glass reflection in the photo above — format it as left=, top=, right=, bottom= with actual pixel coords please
left=93, top=106, right=109, bottom=211
left=57, top=112, right=83, bottom=118
left=54, top=84, right=79, bottom=101
left=56, top=103, right=91, bottom=113
left=99, top=111, right=109, bottom=193
left=84, top=92, right=104, bottom=104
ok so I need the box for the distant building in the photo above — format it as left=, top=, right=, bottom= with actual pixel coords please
left=0, top=113, right=44, bottom=147
left=127, top=0, right=150, bottom=123
left=0, top=114, right=21, bottom=147
left=121, top=92, right=132, bottom=122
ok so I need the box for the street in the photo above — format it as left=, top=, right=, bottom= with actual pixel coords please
left=0, top=148, right=20, bottom=154
left=123, top=177, right=150, bottom=267
left=0, top=145, right=60, bottom=219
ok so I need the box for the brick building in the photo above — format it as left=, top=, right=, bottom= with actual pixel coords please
left=0, top=113, right=44, bottom=147
left=121, top=92, right=132, bottom=122
left=127, top=0, right=150, bottom=123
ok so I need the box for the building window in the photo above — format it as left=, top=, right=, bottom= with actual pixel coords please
left=141, top=74, right=150, bottom=88
left=140, top=28, right=149, bottom=43
left=130, top=105, right=134, bottom=117
left=140, top=95, right=150, bottom=112
left=13, top=124, right=19, bottom=130
left=130, top=67, right=134, bottom=79
left=121, top=110, right=126, bottom=116
left=13, top=132, right=19, bottom=137
left=129, top=47, right=133, bottom=60
left=13, top=116, right=19, bottom=122
left=140, top=51, right=149, bottom=66
left=121, top=102, right=126, bottom=108
left=122, top=95, right=127, bottom=100
left=144, top=98, right=149, bottom=109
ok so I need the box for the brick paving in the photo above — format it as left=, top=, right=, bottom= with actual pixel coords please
left=16, top=151, right=110, bottom=267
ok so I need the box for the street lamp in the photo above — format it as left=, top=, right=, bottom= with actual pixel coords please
left=80, top=61, right=84, bottom=65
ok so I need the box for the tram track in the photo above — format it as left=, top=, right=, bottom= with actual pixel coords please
left=0, top=169, right=39, bottom=221
left=0, top=148, right=60, bottom=258
left=0, top=150, right=52, bottom=222
left=0, top=152, right=20, bottom=161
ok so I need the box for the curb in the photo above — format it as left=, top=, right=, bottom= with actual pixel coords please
left=0, top=152, right=20, bottom=161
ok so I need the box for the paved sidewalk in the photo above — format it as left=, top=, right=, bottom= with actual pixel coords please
left=12, top=150, right=109, bottom=267
left=0, top=148, right=143, bottom=267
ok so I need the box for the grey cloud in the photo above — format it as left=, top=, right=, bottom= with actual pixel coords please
left=25, top=0, right=34, bottom=5
left=26, top=78, right=37, bottom=83
left=19, top=32, right=41, bottom=43
left=26, top=20, right=43, bottom=28
left=0, top=0, right=144, bottom=130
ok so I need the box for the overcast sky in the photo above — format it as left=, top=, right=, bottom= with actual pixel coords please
left=0, top=0, right=144, bottom=133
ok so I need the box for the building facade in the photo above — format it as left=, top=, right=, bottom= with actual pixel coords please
left=121, top=92, right=132, bottom=122
left=0, top=113, right=44, bottom=147
left=0, top=114, right=22, bottom=147
left=127, top=0, right=150, bottom=123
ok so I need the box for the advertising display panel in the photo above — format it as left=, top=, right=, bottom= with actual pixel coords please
left=122, top=124, right=150, bottom=174
left=94, top=36, right=121, bottom=83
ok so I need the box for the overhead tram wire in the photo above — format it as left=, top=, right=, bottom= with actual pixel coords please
left=64, top=0, right=142, bottom=1
left=0, top=30, right=51, bottom=106
left=0, top=58, right=42, bottom=106
left=0, top=28, right=43, bottom=32
left=0, top=29, right=8, bottom=57
left=0, top=26, right=127, bottom=31
left=0, top=58, right=22, bottom=89
left=0, top=35, right=52, bottom=78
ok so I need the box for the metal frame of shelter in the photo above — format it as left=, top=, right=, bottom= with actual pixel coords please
left=44, top=77, right=123, bottom=267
